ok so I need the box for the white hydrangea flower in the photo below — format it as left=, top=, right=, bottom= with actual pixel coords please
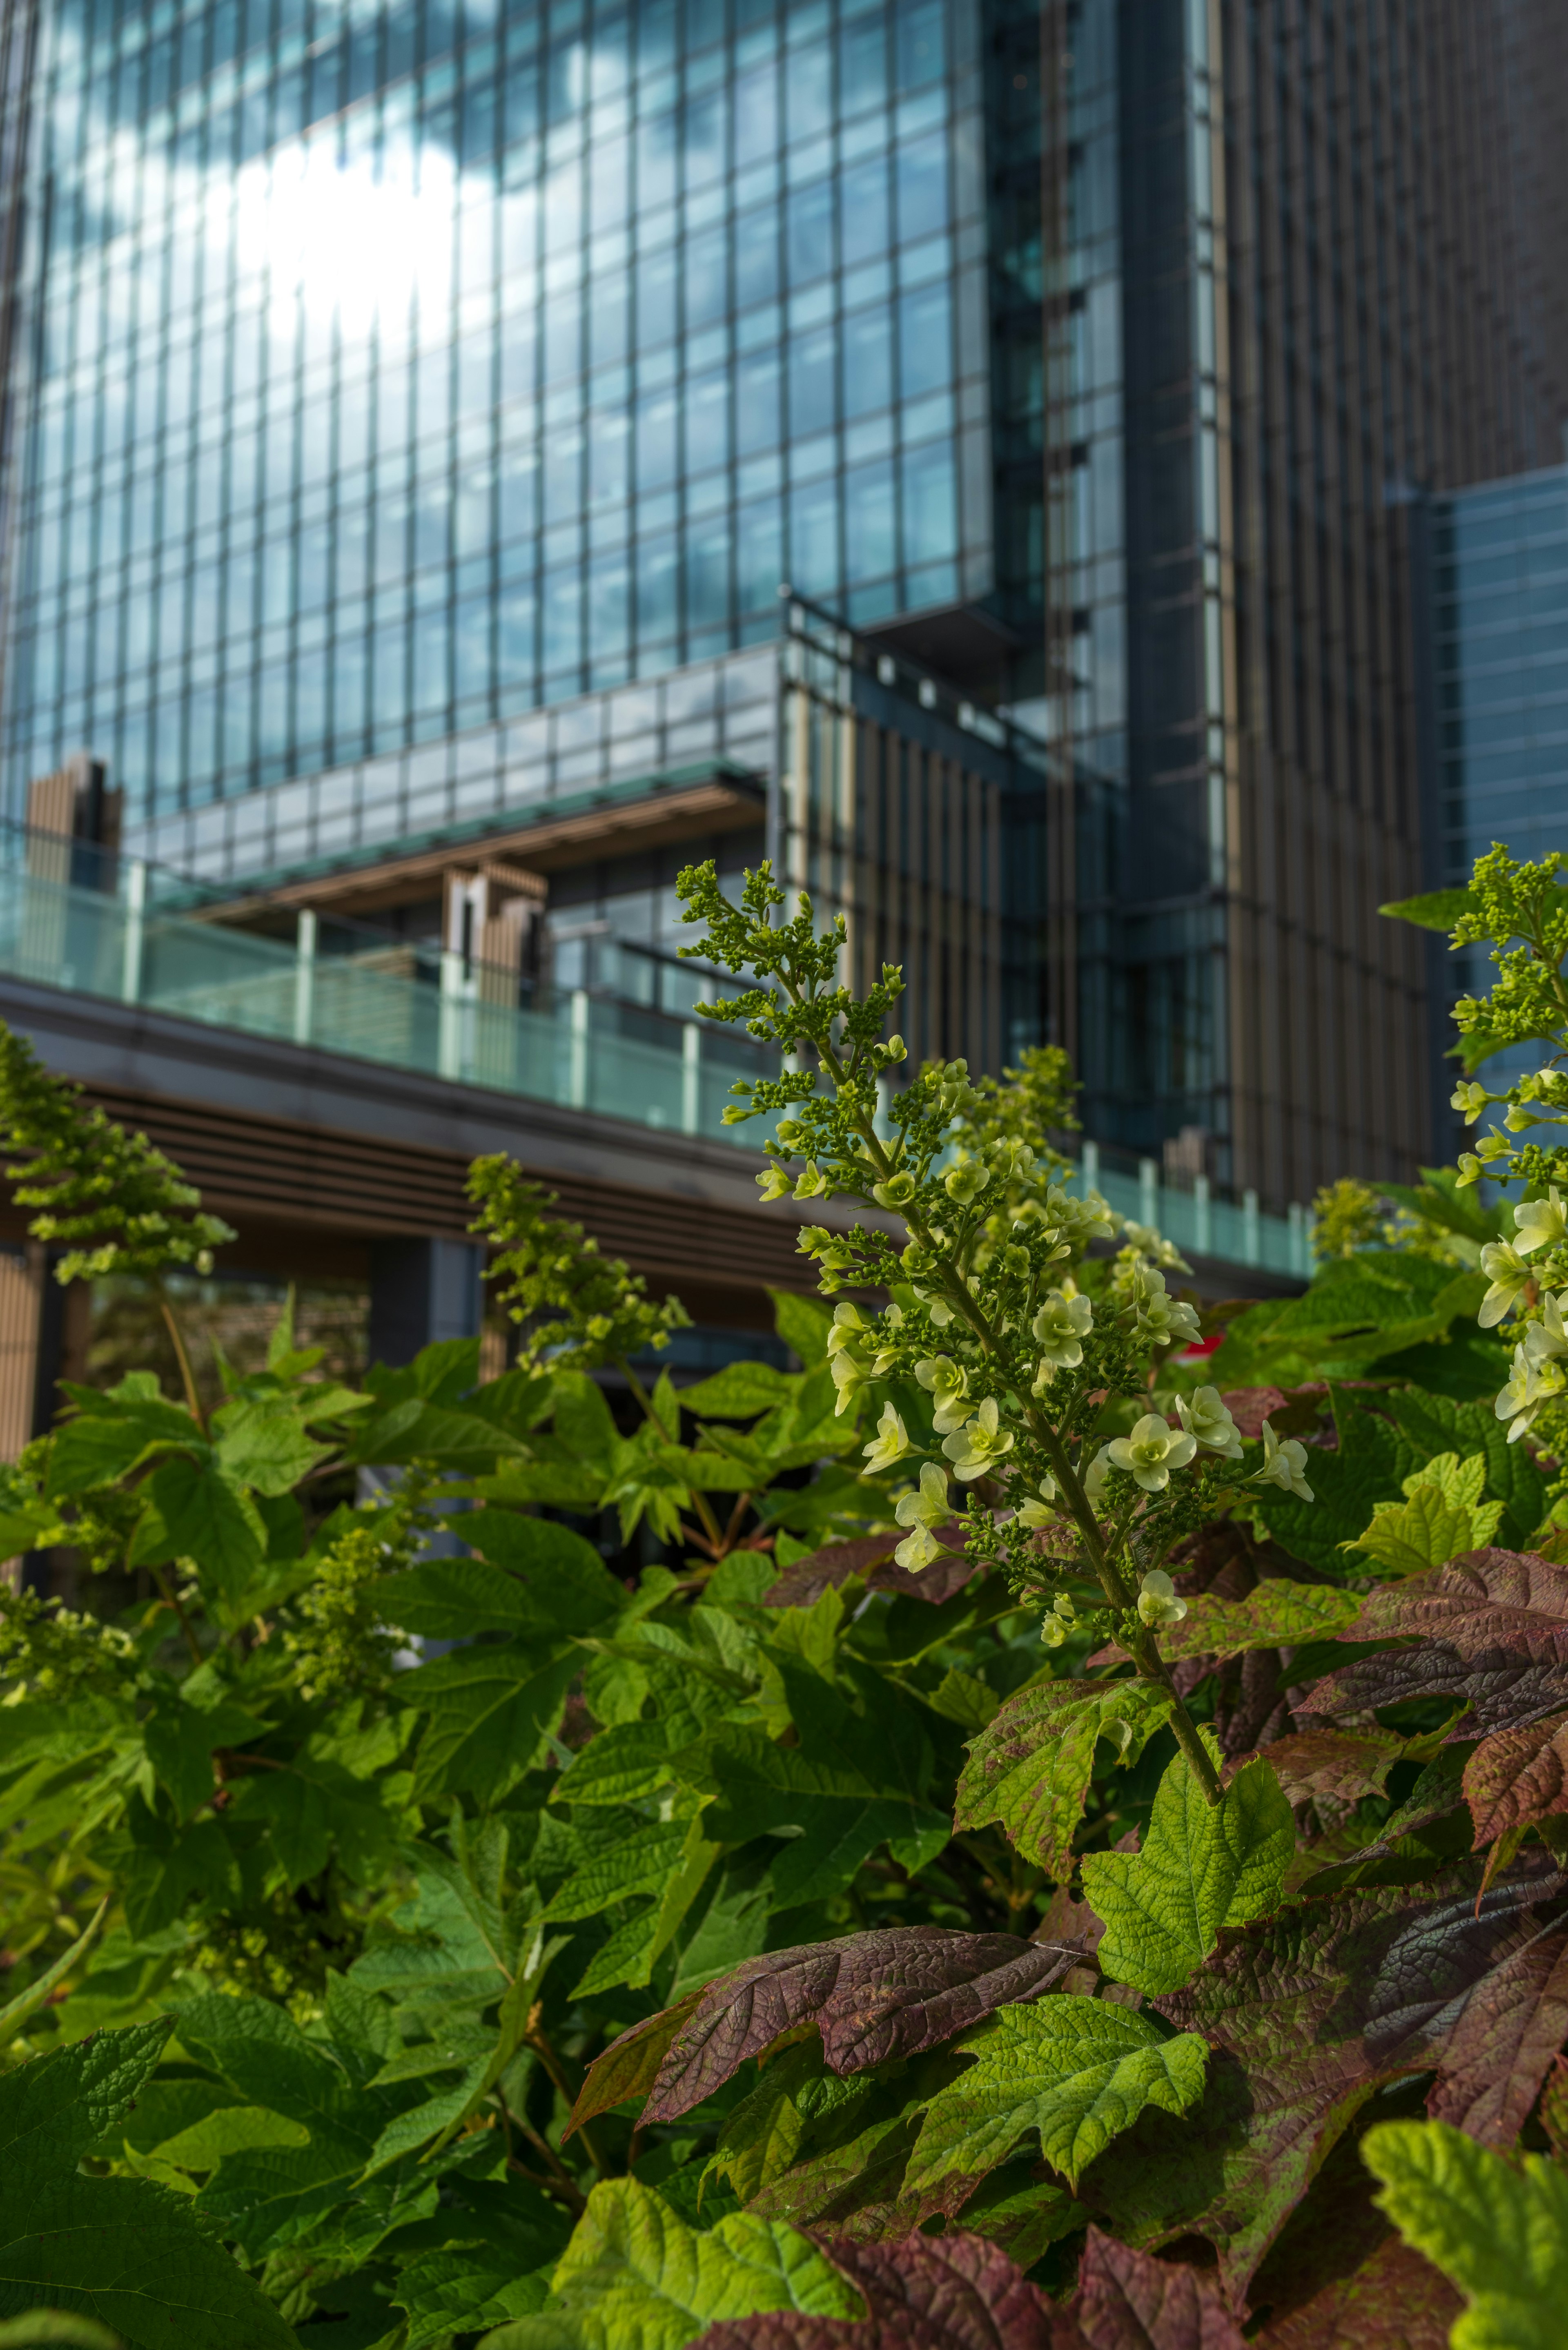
left=1039, top=1612, right=1068, bottom=1648
left=893, top=1461, right=951, bottom=1570
left=1013, top=1473, right=1061, bottom=1530
left=862, top=1402, right=913, bottom=1473
left=755, top=1163, right=794, bottom=1202
left=793, top=1160, right=830, bottom=1200
left=1254, top=1419, right=1314, bottom=1500
left=1105, top=1412, right=1198, bottom=1493
left=1175, top=1385, right=1243, bottom=1460
left=1031, top=1289, right=1094, bottom=1377
left=1128, top=1265, right=1203, bottom=1349
left=1478, top=1240, right=1533, bottom=1328
left=1137, top=1569, right=1188, bottom=1629
left=914, top=1354, right=971, bottom=1434
left=944, top=1159, right=990, bottom=1206
left=1045, top=1185, right=1116, bottom=1246
left=829, top=1349, right=869, bottom=1416
left=1514, top=1187, right=1567, bottom=1258
left=941, top=1396, right=1015, bottom=1481
left=1082, top=1447, right=1113, bottom=1505
left=1450, top=1079, right=1492, bottom=1124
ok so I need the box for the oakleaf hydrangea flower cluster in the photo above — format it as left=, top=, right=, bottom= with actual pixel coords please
left=1423, top=851, right=1568, bottom=1461
left=675, top=856, right=1318, bottom=1804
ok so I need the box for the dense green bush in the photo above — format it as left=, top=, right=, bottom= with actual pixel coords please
left=0, top=849, right=1566, bottom=2348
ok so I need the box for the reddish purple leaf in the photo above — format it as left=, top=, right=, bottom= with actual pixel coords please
left=1223, top=1728, right=1403, bottom=1819
left=1296, top=1639, right=1568, bottom=1741
left=639, top=1927, right=1085, bottom=2123
left=764, top=1529, right=979, bottom=1610
left=1085, top=1859, right=1565, bottom=2296
left=1220, top=1389, right=1294, bottom=1440
left=1538, top=2049, right=1568, bottom=2158
left=1062, top=2228, right=1247, bottom=2349
left=1463, top=1707, right=1568, bottom=1846
left=692, top=2230, right=1054, bottom=2350
left=1421, top=1901, right=1568, bottom=2145
left=1343, top=1548, right=1568, bottom=1656
left=1252, top=2237, right=1459, bottom=2348
left=565, top=1989, right=702, bottom=2140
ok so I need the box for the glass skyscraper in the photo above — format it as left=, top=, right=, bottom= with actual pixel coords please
left=0, top=0, right=1563, bottom=1215
left=0, top=0, right=1043, bottom=828
left=1419, top=461, right=1568, bottom=1153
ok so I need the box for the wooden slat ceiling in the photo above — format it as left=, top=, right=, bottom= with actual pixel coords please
left=208, top=776, right=767, bottom=926
left=77, top=1083, right=813, bottom=1298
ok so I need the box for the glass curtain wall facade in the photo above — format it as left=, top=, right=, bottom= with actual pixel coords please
left=1038, top=0, right=1568, bottom=1205
left=1420, top=462, right=1568, bottom=1157
left=0, top=0, right=1046, bottom=867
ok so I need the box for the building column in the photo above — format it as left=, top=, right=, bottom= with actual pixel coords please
left=367, top=1237, right=483, bottom=1369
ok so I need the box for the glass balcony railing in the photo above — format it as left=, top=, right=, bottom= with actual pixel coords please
left=0, top=829, right=1312, bottom=1278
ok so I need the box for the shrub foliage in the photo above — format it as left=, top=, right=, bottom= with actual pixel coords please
left=0, top=847, right=1565, bottom=2346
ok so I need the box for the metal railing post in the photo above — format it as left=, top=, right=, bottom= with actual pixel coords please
left=681, top=1021, right=700, bottom=1135
left=439, top=948, right=466, bottom=1081
left=1288, top=1200, right=1305, bottom=1275
left=1082, top=1139, right=1099, bottom=1196
left=293, top=908, right=316, bottom=1046
left=568, top=988, right=589, bottom=1110
left=1243, top=1188, right=1260, bottom=1266
left=120, top=858, right=146, bottom=1004
left=1195, top=1172, right=1212, bottom=1255
left=1138, top=1156, right=1158, bottom=1231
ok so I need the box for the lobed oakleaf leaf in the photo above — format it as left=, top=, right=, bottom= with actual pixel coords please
left=1362, top=2118, right=1568, bottom=2350
left=956, top=1680, right=1174, bottom=1882
left=906, top=1998, right=1210, bottom=2194
left=633, top=1927, right=1086, bottom=2124
left=1104, top=1583, right=1360, bottom=1668
left=1463, top=1709, right=1568, bottom=1847
left=477, top=2177, right=860, bottom=2349
left=1057, top=2227, right=1247, bottom=2348
left=1082, top=1748, right=1294, bottom=1995
left=690, top=2230, right=1052, bottom=2350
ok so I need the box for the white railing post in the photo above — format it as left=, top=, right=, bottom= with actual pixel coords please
left=568, top=988, right=589, bottom=1110
left=1288, top=1200, right=1305, bottom=1275
left=681, top=1021, right=701, bottom=1135
left=1138, top=1156, right=1158, bottom=1231
left=439, top=948, right=466, bottom=1081
left=293, top=908, right=317, bottom=1046
left=1243, top=1187, right=1261, bottom=1266
left=1195, top=1172, right=1212, bottom=1255
left=1082, top=1139, right=1099, bottom=1196
left=120, top=858, right=146, bottom=1004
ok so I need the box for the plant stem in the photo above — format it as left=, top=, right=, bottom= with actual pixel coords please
left=528, top=2020, right=610, bottom=2176
left=152, top=1566, right=203, bottom=1666
left=808, top=1018, right=1224, bottom=1804
left=159, top=1299, right=205, bottom=1427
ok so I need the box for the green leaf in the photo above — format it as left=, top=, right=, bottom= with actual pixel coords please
left=458, top=1510, right=630, bottom=1632
left=1130, top=1581, right=1361, bottom=1666
left=1379, top=887, right=1478, bottom=932
left=44, top=1392, right=200, bottom=1498
left=210, top=1397, right=331, bottom=1494
left=1250, top=1388, right=1427, bottom=1575
left=1363, top=2117, right=1568, bottom=2350
left=225, top=1736, right=409, bottom=1888
left=546, top=1822, right=695, bottom=1922
left=551, top=1370, right=621, bottom=1465
left=149, top=2106, right=310, bottom=2169
left=552, top=1722, right=675, bottom=1807
left=0, top=1897, right=108, bottom=2047
left=1347, top=1481, right=1502, bottom=1579
left=403, top=1640, right=578, bottom=1805
left=955, top=1678, right=1174, bottom=1880
left=0, top=2021, right=296, bottom=2350
left=768, top=1289, right=833, bottom=1372
left=141, top=1694, right=267, bottom=1821
left=133, top=1455, right=266, bottom=1599
left=677, top=1363, right=800, bottom=1420
left=1081, top=1746, right=1295, bottom=1994
left=0, top=2316, right=120, bottom=2347
left=907, top=1997, right=1210, bottom=2193
left=477, top=2176, right=861, bottom=2349
left=1385, top=1389, right=1547, bottom=1554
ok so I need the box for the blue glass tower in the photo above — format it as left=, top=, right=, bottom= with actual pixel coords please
left=0, top=0, right=1043, bottom=833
